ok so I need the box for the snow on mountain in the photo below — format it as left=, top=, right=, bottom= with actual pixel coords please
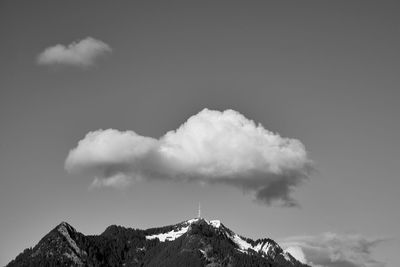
left=145, top=217, right=290, bottom=261
left=145, top=223, right=190, bottom=242
left=226, top=228, right=280, bottom=257
left=146, top=218, right=200, bottom=241
left=8, top=218, right=308, bottom=267
left=209, top=219, right=221, bottom=228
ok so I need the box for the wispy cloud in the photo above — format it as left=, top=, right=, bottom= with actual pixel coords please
left=281, top=233, right=386, bottom=267
left=89, top=173, right=134, bottom=190
left=37, top=37, right=111, bottom=67
left=65, top=109, right=313, bottom=206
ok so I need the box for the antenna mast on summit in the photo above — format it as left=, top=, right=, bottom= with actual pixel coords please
left=198, top=202, right=201, bottom=218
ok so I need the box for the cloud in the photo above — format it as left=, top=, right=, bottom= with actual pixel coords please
left=37, top=37, right=112, bottom=67
left=90, top=173, right=134, bottom=190
left=65, top=109, right=313, bottom=206
left=281, top=233, right=386, bottom=267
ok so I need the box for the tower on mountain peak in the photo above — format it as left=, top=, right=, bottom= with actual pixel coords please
left=198, top=202, right=201, bottom=218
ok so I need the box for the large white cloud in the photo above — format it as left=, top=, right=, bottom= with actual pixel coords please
left=65, top=109, right=313, bottom=206
left=37, top=37, right=112, bottom=67
left=281, top=233, right=386, bottom=267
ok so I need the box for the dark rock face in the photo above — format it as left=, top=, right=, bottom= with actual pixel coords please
left=7, top=219, right=310, bottom=267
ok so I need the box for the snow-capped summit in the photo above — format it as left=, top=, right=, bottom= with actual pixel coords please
left=145, top=218, right=224, bottom=242
left=143, top=217, right=303, bottom=266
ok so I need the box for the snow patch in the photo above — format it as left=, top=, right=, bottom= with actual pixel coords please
left=199, top=249, right=206, bottom=256
left=187, top=218, right=201, bottom=224
left=146, top=225, right=190, bottom=242
left=231, top=234, right=253, bottom=252
left=253, top=241, right=273, bottom=255
left=210, top=220, right=221, bottom=228
left=284, top=246, right=307, bottom=264
left=146, top=218, right=223, bottom=242
left=229, top=234, right=277, bottom=257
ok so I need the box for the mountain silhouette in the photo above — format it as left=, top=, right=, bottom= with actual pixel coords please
left=7, top=218, right=309, bottom=267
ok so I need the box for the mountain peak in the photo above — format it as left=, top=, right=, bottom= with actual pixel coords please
left=185, top=217, right=221, bottom=227
left=144, top=217, right=227, bottom=242
left=58, top=221, right=72, bottom=227
left=8, top=218, right=309, bottom=267
left=54, top=221, right=76, bottom=233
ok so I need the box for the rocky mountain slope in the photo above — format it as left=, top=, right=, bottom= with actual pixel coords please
left=7, top=218, right=309, bottom=267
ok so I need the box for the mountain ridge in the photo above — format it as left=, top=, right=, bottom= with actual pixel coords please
left=7, top=218, right=309, bottom=267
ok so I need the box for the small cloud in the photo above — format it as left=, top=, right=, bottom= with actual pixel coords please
left=89, top=173, right=134, bottom=190
left=281, top=232, right=387, bottom=267
left=37, top=37, right=112, bottom=67
left=65, top=109, right=313, bottom=206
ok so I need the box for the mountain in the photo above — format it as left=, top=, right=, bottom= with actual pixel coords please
left=7, top=218, right=309, bottom=267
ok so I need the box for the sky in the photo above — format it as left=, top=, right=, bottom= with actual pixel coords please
left=1, top=1, right=400, bottom=266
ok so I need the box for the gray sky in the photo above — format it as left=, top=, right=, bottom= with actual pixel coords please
left=1, top=1, right=399, bottom=266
